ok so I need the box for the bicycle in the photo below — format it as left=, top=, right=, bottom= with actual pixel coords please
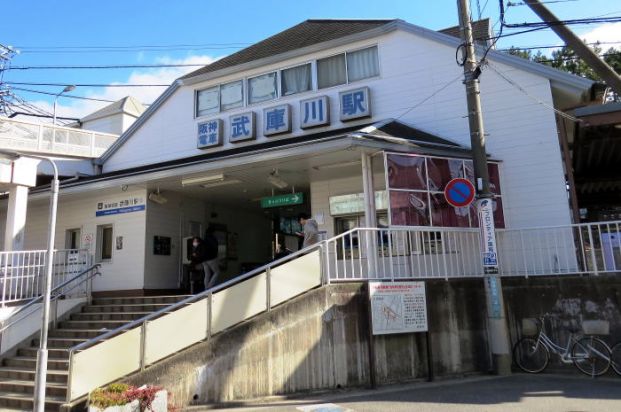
left=611, top=341, right=621, bottom=376
left=513, top=314, right=612, bottom=377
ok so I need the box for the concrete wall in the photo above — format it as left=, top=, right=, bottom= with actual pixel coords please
left=503, top=274, right=621, bottom=368
left=123, top=281, right=489, bottom=408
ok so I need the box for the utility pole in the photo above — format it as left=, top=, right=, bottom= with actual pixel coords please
left=457, top=0, right=511, bottom=375
left=523, top=0, right=621, bottom=95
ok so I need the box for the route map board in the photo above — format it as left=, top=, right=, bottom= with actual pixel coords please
left=369, top=281, right=428, bottom=335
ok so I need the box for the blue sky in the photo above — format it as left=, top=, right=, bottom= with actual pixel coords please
left=2, top=0, right=619, bottom=120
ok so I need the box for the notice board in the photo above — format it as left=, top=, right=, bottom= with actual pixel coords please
left=369, top=281, right=428, bottom=335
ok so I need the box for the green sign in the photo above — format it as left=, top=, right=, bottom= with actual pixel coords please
left=260, top=193, right=304, bottom=208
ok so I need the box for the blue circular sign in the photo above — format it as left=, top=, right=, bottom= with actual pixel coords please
left=444, top=178, right=476, bottom=208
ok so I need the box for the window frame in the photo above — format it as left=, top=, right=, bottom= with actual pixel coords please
left=247, top=71, right=279, bottom=105
left=280, top=62, right=313, bottom=97
left=96, top=224, right=114, bottom=263
left=316, top=45, right=380, bottom=90
left=195, top=85, right=221, bottom=118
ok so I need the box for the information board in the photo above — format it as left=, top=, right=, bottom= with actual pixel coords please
left=369, top=281, right=428, bottom=335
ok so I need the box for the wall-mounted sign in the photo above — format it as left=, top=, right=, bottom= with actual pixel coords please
left=300, top=96, right=329, bottom=129
left=260, top=192, right=304, bottom=208
left=153, top=236, right=172, bottom=255
left=96, top=197, right=145, bottom=217
left=329, top=191, right=388, bottom=216
left=370, top=281, right=428, bottom=335
left=229, top=112, right=255, bottom=142
left=263, top=104, right=291, bottom=136
left=197, top=119, right=223, bottom=148
left=340, top=86, right=371, bottom=121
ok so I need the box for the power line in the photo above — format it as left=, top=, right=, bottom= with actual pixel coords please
left=6, top=63, right=212, bottom=71
left=16, top=42, right=249, bottom=50
left=3, top=81, right=170, bottom=88
left=498, top=41, right=621, bottom=51
left=500, top=0, right=621, bottom=29
left=9, top=86, right=149, bottom=105
left=396, top=74, right=464, bottom=120
left=14, top=43, right=249, bottom=55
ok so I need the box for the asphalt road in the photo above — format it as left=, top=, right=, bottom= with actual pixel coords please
left=195, top=373, right=621, bottom=412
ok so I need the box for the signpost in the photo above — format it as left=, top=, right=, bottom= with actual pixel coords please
left=444, top=178, right=475, bottom=208
left=260, top=192, right=304, bottom=208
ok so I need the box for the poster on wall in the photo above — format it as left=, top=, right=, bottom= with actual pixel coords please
left=153, top=236, right=172, bottom=255
left=369, top=281, right=428, bottom=335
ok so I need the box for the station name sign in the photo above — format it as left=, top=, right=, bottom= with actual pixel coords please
left=197, top=87, right=371, bottom=149
left=96, top=196, right=146, bottom=217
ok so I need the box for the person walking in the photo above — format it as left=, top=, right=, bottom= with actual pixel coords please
left=297, top=213, right=319, bottom=249
left=190, top=233, right=219, bottom=292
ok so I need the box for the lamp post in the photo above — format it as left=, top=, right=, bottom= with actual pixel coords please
left=0, top=150, right=59, bottom=411
left=52, top=85, right=75, bottom=126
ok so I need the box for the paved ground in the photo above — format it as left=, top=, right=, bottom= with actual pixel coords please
left=193, top=373, right=621, bottom=412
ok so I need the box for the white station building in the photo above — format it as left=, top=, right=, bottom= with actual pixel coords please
left=0, top=19, right=596, bottom=294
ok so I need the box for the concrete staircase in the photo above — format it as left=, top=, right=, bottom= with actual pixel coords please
left=0, top=295, right=189, bottom=410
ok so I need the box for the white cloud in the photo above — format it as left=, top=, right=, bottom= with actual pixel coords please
left=581, top=22, right=621, bottom=44
left=28, top=54, right=218, bottom=123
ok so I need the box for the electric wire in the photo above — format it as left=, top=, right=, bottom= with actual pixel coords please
left=5, top=63, right=213, bottom=71
left=395, top=74, right=464, bottom=120
left=3, top=81, right=170, bottom=88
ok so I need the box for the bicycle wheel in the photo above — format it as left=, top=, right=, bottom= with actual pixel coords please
left=611, top=342, right=621, bottom=376
left=513, top=337, right=549, bottom=373
left=571, top=336, right=611, bottom=376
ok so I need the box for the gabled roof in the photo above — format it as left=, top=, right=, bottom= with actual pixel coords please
left=180, top=19, right=395, bottom=80
left=81, top=96, right=145, bottom=123
left=99, top=18, right=594, bottom=165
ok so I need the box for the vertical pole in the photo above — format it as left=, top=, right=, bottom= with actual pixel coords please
left=362, top=153, right=378, bottom=279
left=4, top=185, right=29, bottom=252
left=366, top=283, right=377, bottom=388
left=266, top=266, right=272, bottom=312
left=457, top=0, right=511, bottom=375
left=33, top=169, right=59, bottom=412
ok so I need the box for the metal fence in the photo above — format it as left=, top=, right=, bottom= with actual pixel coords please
left=0, top=249, right=91, bottom=306
left=325, top=221, right=621, bottom=281
left=0, top=116, right=118, bottom=158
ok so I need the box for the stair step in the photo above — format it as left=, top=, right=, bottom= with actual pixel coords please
left=91, top=295, right=190, bottom=305
left=49, top=329, right=108, bottom=340
left=0, top=367, right=67, bottom=384
left=60, top=320, right=139, bottom=330
left=17, top=348, right=69, bottom=360
left=33, top=338, right=88, bottom=349
left=3, top=357, right=68, bottom=370
left=82, top=303, right=173, bottom=313
left=70, top=311, right=151, bottom=321
left=0, top=379, right=67, bottom=397
left=0, top=390, right=64, bottom=410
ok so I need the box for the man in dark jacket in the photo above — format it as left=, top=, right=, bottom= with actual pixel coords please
left=190, top=233, right=219, bottom=291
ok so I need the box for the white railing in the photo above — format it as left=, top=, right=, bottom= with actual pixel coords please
left=0, top=116, right=118, bottom=158
left=325, top=221, right=621, bottom=281
left=325, top=226, right=482, bottom=281
left=65, top=248, right=323, bottom=401
left=0, top=249, right=91, bottom=306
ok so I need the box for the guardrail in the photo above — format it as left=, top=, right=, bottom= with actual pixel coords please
left=0, top=116, right=118, bottom=158
left=0, top=249, right=90, bottom=306
left=65, top=247, right=323, bottom=401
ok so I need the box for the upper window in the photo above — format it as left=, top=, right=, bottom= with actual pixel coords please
left=347, top=46, right=379, bottom=82
left=281, top=64, right=311, bottom=96
left=248, top=72, right=277, bottom=104
left=317, top=54, right=346, bottom=89
left=196, top=86, right=219, bottom=117
left=220, top=80, right=244, bottom=111
left=317, top=46, right=379, bottom=89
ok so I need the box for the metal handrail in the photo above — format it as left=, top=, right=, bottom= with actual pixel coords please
left=69, top=241, right=328, bottom=354
left=0, top=263, right=101, bottom=333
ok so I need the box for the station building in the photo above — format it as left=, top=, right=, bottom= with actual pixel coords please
left=0, top=19, right=596, bottom=294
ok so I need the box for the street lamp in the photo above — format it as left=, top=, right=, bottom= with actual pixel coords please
left=52, top=85, right=75, bottom=126
left=0, top=150, right=59, bottom=412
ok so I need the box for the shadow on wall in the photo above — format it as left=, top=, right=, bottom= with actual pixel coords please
left=503, top=274, right=621, bottom=366
left=123, top=279, right=491, bottom=408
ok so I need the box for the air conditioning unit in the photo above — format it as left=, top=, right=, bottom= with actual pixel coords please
left=181, top=236, right=194, bottom=265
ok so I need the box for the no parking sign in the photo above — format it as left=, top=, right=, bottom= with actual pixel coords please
left=443, top=178, right=475, bottom=208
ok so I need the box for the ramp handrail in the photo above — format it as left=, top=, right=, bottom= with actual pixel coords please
left=0, top=263, right=101, bottom=334
left=65, top=240, right=328, bottom=401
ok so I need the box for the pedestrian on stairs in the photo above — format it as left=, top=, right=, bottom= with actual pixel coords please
left=297, top=213, right=319, bottom=249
